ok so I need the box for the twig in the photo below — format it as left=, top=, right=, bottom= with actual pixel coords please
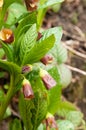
left=66, top=65, right=86, bottom=76
left=63, top=30, right=86, bottom=42
left=63, top=43, right=86, bottom=59
left=74, top=26, right=85, bottom=40
left=11, top=109, right=21, bottom=119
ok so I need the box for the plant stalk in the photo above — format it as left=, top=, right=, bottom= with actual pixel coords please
left=0, top=75, right=15, bottom=122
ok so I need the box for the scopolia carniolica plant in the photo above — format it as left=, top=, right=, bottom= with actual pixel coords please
left=0, top=0, right=85, bottom=130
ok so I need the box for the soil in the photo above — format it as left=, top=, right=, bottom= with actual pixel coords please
left=0, top=0, right=86, bottom=129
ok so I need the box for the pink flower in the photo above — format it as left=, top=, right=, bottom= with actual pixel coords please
left=46, top=113, right=58, bottom=130
left=22, top=79, right=34, bottom=99
left=40, top=69, right=57, bottom=90
left=37, top=32, right=43, bottom=41
left=40, top=55, right=53, bottom=65
left=22, top=64, right=32, bottom=74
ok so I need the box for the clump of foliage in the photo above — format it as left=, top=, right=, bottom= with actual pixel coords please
left=0, top=0, right=85, bottom=130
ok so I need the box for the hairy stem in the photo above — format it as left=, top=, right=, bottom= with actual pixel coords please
left=0, top=75, right=15, bottom=122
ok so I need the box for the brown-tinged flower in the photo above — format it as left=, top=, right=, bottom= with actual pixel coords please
left=46, top=113, right=58, bottom=130
left=0, top=28, right=14, bottom=43
left=0, top=0, right=3, bottom=8
left=22, top=79, right=34, bottom=99
left=39, top=69, right=57, bottom=90
left=24, top=0, right=38, bottom=11
left=37, top=32, right=43, bottom=41
left=22, top=64, right=33, bottom=74
left=40, top=55, right=53, bottom=65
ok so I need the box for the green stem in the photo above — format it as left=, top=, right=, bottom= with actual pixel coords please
left=0, top=75, right=15, bottom=122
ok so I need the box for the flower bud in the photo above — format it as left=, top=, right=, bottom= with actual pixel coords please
left=37, top=32, right=43, bottom=41
left=40, top=55, right=53, bottom=65
left=46, top=113, right=58, bottom=130
left=0, top=0, right=3, bottom=8
left=24, top=0, right=38, bottom=11
left=0, top=28, right=14, bottom=43
left=22, top=79, right=34, bottom=99
left=22, top=64, right=32, bottom=74
left=40, top=69, right=56, bottom=90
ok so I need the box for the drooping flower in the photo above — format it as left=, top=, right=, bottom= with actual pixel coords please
left=37, top=32, right=43, bottom=41
left=40, top=55, right=53, bottom=65
left=46, top=113, right=58, bottom=130
left=24, top=0, right=38, bottom=11
left=22, top=79, right=34, bottom=99
left=22, top=64, right=33, bottom=74
left=39, top=69, right=57, bottom=90
left=0, top=28, right=14, bottom=43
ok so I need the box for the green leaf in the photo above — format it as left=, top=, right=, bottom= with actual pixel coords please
left=41, top=27, right=67, bottom=64
left=66, top=111, right=83, bottom=127
left=14, top=12, right=37, bottom=39
left=19, top=94, right=34, bottom=130
left=37, top=124, right=44, bottom=130
left=0, top=48, right=5, bottom=59
left=47, top=66, right=62, bottom=114
left=20, top=24, right=37, bottom=64
left=42, top=27, right=62, bottom=45
left=4, top=107, right=11, bottom=119
left=6, top=3, right=27, bottom=26
left=32, top=92, right=48, bottom=130
left=38, top=0, right=64, bottom=9
left=9, top=118, right=22, bottom=130
left=23, top=34, right=55, bottom=64
left=51, top=3, right=61, bottom=13
left=1, top=41, right=14, bottom=61
left=4, top=0, right=22, bottom=9
left=56, top=101, right=76, bottom=117
left=0, top=60, right=21, bottom=76
left=0, top=0, right=22, bottom=29
left=14, top=12, right=37, bottom=56
left=57, top=64, right=72, bottom=88
left=57, top=120, right=74, bottom=130
left=51, top=43, right=68, bottom=64
left=56, top=101, right=83, bottom=128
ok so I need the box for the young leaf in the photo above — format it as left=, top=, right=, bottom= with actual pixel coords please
left=51, top=43, right=68, bottom=64
left=14, top=12, right=37, bottom=39
left=32, top=92, right=48, bottom=130
left=38, top=0, right=64, bottom=9
left=47, top=66, right=62, bottom=114
left=57, top=120, right=74, bottom=130
left=0, top=0, right=22, bottom=29
left=20, top=24, right=37, bottom=65
left=41, top=27, right=62, bottom=45
left=57, top=64, right=72, bottom=88
left=19, top=94, right=34, bottom=130
left=1, top=41, right=14, bottom=61
left=56, top=101, right=76, bottom=117
left=6, top=3, right=27, bottom=26
left=41, top=27, right=67, bottom=64
left=23, top=34, right=55, bottom=65
left=14, top=12, right=37, bottom=56
left=66, top=111, right=83, bottom=127
left=9, top=118, right=22, bottom=130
